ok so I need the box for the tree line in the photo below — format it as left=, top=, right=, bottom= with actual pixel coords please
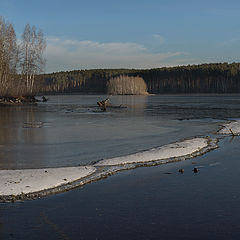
left=38, top=62, right=240, bottom=94
left=0, top=16, right=46, bottom=99
left=1, top=16, right=239, bottom=96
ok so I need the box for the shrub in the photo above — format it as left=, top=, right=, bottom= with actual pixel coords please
left=107, top=75, right=147, bottom=95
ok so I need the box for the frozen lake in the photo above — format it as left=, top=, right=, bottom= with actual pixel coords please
left=1, top=94, right=240, bottom=170
left=1, top=94, right=240, bottom=239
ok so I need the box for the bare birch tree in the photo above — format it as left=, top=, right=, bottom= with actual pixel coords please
left=20, top=24, right=46, bottom=95
left=0, top=17, right=19, bottom=96
left=0, top=17, right=47, bottom=100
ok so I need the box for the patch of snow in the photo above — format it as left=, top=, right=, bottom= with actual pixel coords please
left=218, top=120, right=240, bottom=135
left=0, top=166, right=96, bottom=196
left=95, top=137, right=209, bottom=166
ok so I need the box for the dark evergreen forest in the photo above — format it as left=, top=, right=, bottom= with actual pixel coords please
left=38, top=63, right=240, bottom=94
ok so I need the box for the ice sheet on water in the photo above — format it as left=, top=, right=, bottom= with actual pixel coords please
left=94, top=137, right=212, bottom=166
left=0, top=136, right=218, bottom=199
left=0, top=166, right=96, bottom=196
left=218, top=120, right=240, bottom=135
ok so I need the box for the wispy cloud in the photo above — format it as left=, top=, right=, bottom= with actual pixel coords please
left=152, top=34, right=165, bottom=44
left=44, top=37, right=184, bottom=72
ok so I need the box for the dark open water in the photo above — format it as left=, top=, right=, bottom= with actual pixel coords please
left=1, top=94, right=240, bottom=239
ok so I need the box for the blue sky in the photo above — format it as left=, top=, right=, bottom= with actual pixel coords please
left=1, top=0, right=240, bottom=72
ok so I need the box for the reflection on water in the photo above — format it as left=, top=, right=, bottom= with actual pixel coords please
left=1, top=94, right=240, bottom=169
left=0, top=106, right=47, bottom=169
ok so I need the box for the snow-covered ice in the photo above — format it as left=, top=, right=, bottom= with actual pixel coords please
left=0, top=137, right=218, bottom=200
left=95, top=137, right=210, bottom=166
left=0, top=166, right=96, bottom=196
left=218, top=120, right=240, bottom=135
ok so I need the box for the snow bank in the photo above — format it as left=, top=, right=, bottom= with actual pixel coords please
left=95, top=137, right=210, bottom=166
left=218, top=120, right=240, bottom=135
left=0, top=166, right=96, bottom=196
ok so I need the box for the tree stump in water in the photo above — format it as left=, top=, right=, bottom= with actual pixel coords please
left=42, top=96, right=48, bottom=102
left=97, top=98, right=109, bottom=111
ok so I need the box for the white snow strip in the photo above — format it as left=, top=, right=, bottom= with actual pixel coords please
left=218, top=120, right=240, bottom=135
left=0, top=166, right=96, bottom=196
left=95, top=137, right=209, bottom=166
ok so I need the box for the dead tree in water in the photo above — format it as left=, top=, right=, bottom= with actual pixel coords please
left=97, top=98, right=109, bottom=111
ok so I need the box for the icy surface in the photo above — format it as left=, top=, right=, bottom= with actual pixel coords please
left=218, top=120, right=240, bottom=135
left=95, top=137, right=209, bottom=166
left=0, top=166, right=96, bottom=196
left=0, top=94, right=224, bottom=170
